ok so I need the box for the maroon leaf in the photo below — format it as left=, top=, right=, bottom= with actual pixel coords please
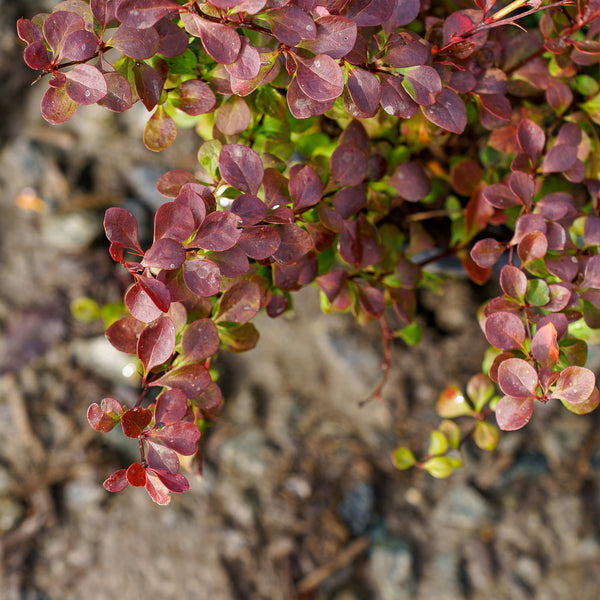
left=158, top=171, right=199, bottom=199
left=154, top=202, right=195, bottom=242
left=299, top=15, right=357, bottom=59
left=345, top=0, right=394, bottom=26
left=116, top=0, right=178, bottom=28
left=421, top=89, right=467, bottom=134
left=541, top=144, right=578, bottom=174
left=379, top=73, right=419, bottom=118
left=224, top=37, right=261, bottom=81
left=17, top=18, right=43, bottom=44
left=154, top=16, right=188, bottom=57
left=125, top=282, right=164, bottom=323
left=181, top=319, right=220, bottom=363
left=190, top=211, right=242, bottom=252
left=61, top=29, right=98, bottom=61
left=170, top=79, right=216, bottom=116
left=294, top=54, right=345, bottom=102
left=498, top=358, right=538, bottom=399
left=330, top=144, right=368, bottom=188
left=215, top=95, right=252, bottom=135
left=385, top=32, right=430, bottom=68
left=500, top=265, right=527, bottom=303
left=471, top=238, right=505, bottom=268
left=561, top=387, right=600, bottom=415
left=43, top=11, right=84, bottom=57
left=104, top=207, right=142, bottom=254
left=150, top=363, right=212, bottom=399
left=272, top=224, right=313, bottom=264
left=482, top=183, right=519, bottom=209
left=238, top=225, right=281, bottom=259
left=216, top=281, right=262, bottom=323
left=389, top=162, right=431, bottom=202
left=517, top=118, right=545, bottom=161
left=87, top=398, right=123, bottom=433
left=339, top=216, right=382, bottom=268
left=517, top=231, right=547, bottom=264
left=268, top=4, right=316, bottom=46
left=40, top=86, right=78, bottom=125
left=549, top=366, right=596, bottom=405
left=286, top=77, right=335, bottom=118
left=289, top=166, right=323, bottom=211
left=106, top=316, right=145, bottom=354
left=141, top=238, right=185, bottom=270
left=531, top=323, right=559, bottom=369
left=24, top=41, right=51, bottom=70
left=207, top=247, right=250, bottom=278
left=134, top=62, right=166, bottom=110
left=109, top=24, right=160, bottom=59
left=104, top=469, right=129, bottom=492
left=346, top=68, right=381, bottom=117
left=137, top=316, right=175, bottom=374
left=484, top=311, right=526, bottom=351
left=495, top=395, right=534, bottom=431
left=97, top=72, right=133, bottom=112
left=231, top=194, right=268, bottom=226
left=400, top=65, right=442, bottom=106
left=581, top=254, right=600, bottom=289
left=357, top=285, right=385, bottom=318
left=545, top=255, right=578, bottom=283
left=478, top=93, right=511, bottom=121
left=183, top=258, right=220, bottom=297
left=182, top=13, right=241, bottom=64
left=146, top=440, right=180, bottom=474
left=219, top=145, right=264, bottom=195
left=121, top=407, right=152, bottom=438
left=150, top=421, right=200, bottom=455
left=144, top=105, right=177, bottom=152
left=154, top=388, right=188, bottom=425
left=136, top=274, right=172, bottom=312
left=511, top=214, right=547, bottom=245
left=126, top=462, right=147, bottom=486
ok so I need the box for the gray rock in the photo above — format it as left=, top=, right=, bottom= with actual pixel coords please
left=368, top=539, right=415, bottom=600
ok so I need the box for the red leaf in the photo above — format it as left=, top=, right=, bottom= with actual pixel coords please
left=268, top=4, right=316, bottom=46
left=109, top=23, right=159, bottom=59
left=87, top=398, right=123, bottom=432
left=190, top=211, right=242, bottom=252
left=289, top=165, right=323, bottom=210
left=531, top=323, right=559, bottom=368
left=400, top=65, right=442, bottom=106
left=497, top=358, right=538, bottom=399
left=121, top=407, right=152, bottom=438
left=471, top=238, right=505, bottom=268
left=141, top=238, right=185, bottom=270
left=496, top=395, right=534, bottom=431
left=207, top=247, right=250, bottom=278
left=154, top=201, right=195, bottom=242
left=421, top=89, right=467, bottom=134
left=150, top=421, right=201, bottom=455
left=154, top=388, right=188, bottom=425
left=541, top=144, right=578, bottom=174
left=40, top=86, right=78, bottom=125
left=272, top=224, right=313, bottom=264
left=182, top=13, right=241, bottom=64
left=517, top=231, right=547, bottom=264
left=379, top=73, right=418, bottom=118
left=116, top=0, right=178, bottom=29
left=330, top=144, right=368, bottom=188
left=61, top=29, right=98, bottom=61
left=103, top=469, right=129, bottom=492
left=43, top=10, right=84, bottom=57
left=183, top=258, right=220, bottom=297
left=482, top=183, right=519, bottom=209
left=126, top=462, right=147, bottom=486
left=146, top=440, right=180, bottom=474
left=219, top=145, right=264, bottom=195
left=181, top=319, right=220, bottom=362
left=144, top=471, right=172, bottom=504
left=345, top=0, right=394, bottom=26
left=137, top=316, right=175, bottom=374
left=215, top=95, right=252, bottom=135
left=286, top=77, right=335, bottom=118
left=294, top=54, right=344, bottom=102
left=238, top=225, right=281, bottom=259
left=217, top=281, right=262, bottom=323
left=346, top=68, right=381, bottom=117
left=97, top=72, right=133, bottom=112
left=17, top=18, right=43, bottom=44
left=500, top=265, right=527, bottom=303
left=134, top=62, right=166, bottom=110
left=125, top=282, right=164, bottom=323
left=106, top=316, right=144, bottom=354
left=150, top=364, right=212, bottom=399
left=517, top=118, right=545, bottom=162
left=389, top=162, right=431, bottom=202
left=136, top=274, right=172, bottom=312
left=104, top=207, right=142, bottom=253
left=170, top=79, right=216, bottom=116
left=549, top=366, right=596, bottom=405
left=231, top=194, right=268, bottom=226
left=158, top=170, right=199, bottom=199
left=484, top=311, right=526, bottom=351
left=299, top=15, right=357, bottom=59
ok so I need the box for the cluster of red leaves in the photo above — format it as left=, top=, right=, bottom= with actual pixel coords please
left=18, top=0, right=600, bottom=495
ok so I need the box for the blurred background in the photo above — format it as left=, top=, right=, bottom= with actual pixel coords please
left=2, top=2, right=600, bottom=598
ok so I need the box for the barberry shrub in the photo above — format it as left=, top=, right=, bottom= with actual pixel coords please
left=18, top=0, right=600, bottom=503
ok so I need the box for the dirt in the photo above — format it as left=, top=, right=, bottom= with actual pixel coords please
left=2, top=4, right=600, bottom=599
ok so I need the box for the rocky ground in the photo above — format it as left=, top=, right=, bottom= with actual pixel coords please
left=2, top=3, right=600, bottom=599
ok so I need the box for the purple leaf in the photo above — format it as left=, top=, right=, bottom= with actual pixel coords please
left=154, top=201, right=195, bottom=242
left=134, top=62, right=166, bottom=110
left=471, top=238, right=505, bottom=268
left=272, top=224, right=313, bottom=264
left=181, top=13, right=241, bottom=64
left=385, top=31, right=430, bottom=68
left=125, top=282, right=164, bottom=323
left=183, top=258, right=220, bottom=297
left=389, top=162, right=431, bottom=202
left=106, top=316, right=145, bottom=354
left=137, top=316, right=175, bottom=374
left=299, top=15, right=357, bottom=59
left=219, top=145, right=264, bottom=195
left=141, top=238, right=185, bottom=270
left=268, top=4, right=316, bottom=46
left=482, top=183, right=520, bottom=209
left=500, top=265, right=527, bottom=303
left=104, top=207, right=142, bottom=253
left=581, top=254, right=600, bottom=289
left=231, top=194, right=268, bottom=226
left=289, top=165, right=323, bottom=210
left=215, top=96, right=252, bottom=135
left=421, top=89, right=467, bottom=134
left=154, top=388, right=188, bottom=425
left=346, top=68, right=381, bottom=117
left=531, top=323, right=559, bottom=368
left=181, top=319, right=220, bottom=363
left=136, top=274, right=172, bottom=312
left=17, top=18, right=43, bottom=44
left=400, top=65, right=442, bottom=106
left=286, top=77, right=335, bottom=118
left=345, top=0, right=394, bottom=26
left=116, top=0, right=178, bottom=29
left=190, top=211, right=242, bottom=252
left=97, top=72, right=133, bottom=112
left=216, top=281, right=262, bottom=323
left=484, top=311, right=526, bottom=351
left=517, top=231, right=547, bottom=264
left=155, top=16, right=188, bottom=57
left=40, top=86, right=77, bottom=125
left=511, top=214, right=547, bottom=245
left=146, top=440, right=180, bottom=474
left=495, top=395, right=534, bottom=431
left=24, top=40, right=51, bottom=70
left=238, top=225, right=281, bottom=259
left=170, top=79, right=216, bottom=116
left=517, top=118, right=545, bottom=162
left=61, top=29, right=98, bottom=61
left=43, top=11, right=84, bottom=57
left=498, top=357, right=538, bottom=399
left=207, top=247, right=250, bottom=278
left=224, top=37, right=261, bottom=81
left=294, top=54, right=345, bottom=102
left=549, top=366, right=596, bottom=405
left=150, top=421, right=201, bottom=455
left=150, top=363, right=212, bottom=399
left=109, top=23, right=160, bottom=59
left=379, top=73, right=418, bottom=118
left=541, top=144, right=578, bottom=174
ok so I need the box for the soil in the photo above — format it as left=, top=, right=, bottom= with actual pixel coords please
left=2, top=4, right=600, bottom=599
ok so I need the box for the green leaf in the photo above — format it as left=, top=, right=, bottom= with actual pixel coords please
left=428, top=430, right=448, bottom=456
left=466, top=373, right=495, bottom=412
left=396, top=322, right=421, bottom=346
left=526, top=278, right=550, bottom=306
left=437, top=385, right=473, bottom=418
left=392, top=447, right=416, bottom=470
left=422, top=456, right=462, bottom=478
left=197, top=139, right=221, bottom=182
left=71, top=297, right=101, bottom=323
left=438, top=420, right=461, bottom=450
left=473, top=421, right=500, bottom=451
left=164, top=49, right=198, bottom=75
